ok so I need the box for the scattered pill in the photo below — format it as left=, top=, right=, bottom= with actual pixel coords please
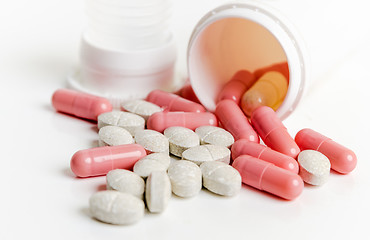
left=215, top=100, right=259, bottom=142
left=70, top=144, right=147, bottom=177
left=182, top=144, right=230, bottom=165
left=231, top=139, right=299, bottom=173
left=251, top=106, right=300, bottom=158
left=297, top=150, right=331, bottom=186
left=167, top=160, right=202, bottom=198
left=121, top=99, right=162, bottom=121
left=145, top=171, right=172, bottom=213
left=200, top=161, right=241, bottom=196
left=134, top=129, right=169, bottom=154
left=232, top=155, right=303, bottom=200
left=175, top=83, right=200, bottom=103
left=133, top=153, right=171, bottom=178
left=147, top=89, right=206, bottom=112
left=253, top=62, right=289, bottom=82
left=147, top=111, right=218, bottom=133
left=295, top=128, right=357, bottom=174
left=98, top=126, right=134, bottom=147
left=52, top=89, right=112, bottom=121
left=89, top=190, right=144, bottom=225
left=164, top=127, right=200, bottom=157
left=195, top=126, right=234, bottom=148
left=97, top=111, right=145, bottom=135
left=217, top=70, right=255, bottom=104
left=241, top=71, right=288, bottom=117
left=106, top=169, right=145, bottom=199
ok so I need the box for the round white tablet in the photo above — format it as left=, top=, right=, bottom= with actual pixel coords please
left=195, top=126, right=234, bottom=148
left=200, top=161, right=241, bottom=196
left=164, top=126, right=200, bottom=157
left=134, top=129, right=169, bottom=154
left=98, top=126, right=134, bottom=147
left=133, top=153, right=171, bottom=178
left=167, top=160, right=202, bottom=198
left=106, top=169, right=145, bottom=199
left=182, top=144, right=231, bottom=165
left=97, top=111, right=145, bottom=135
left=121, top=99, right=162, bottom=121
left=145, top=170, right=172, bottom=213
left=297, top=150, right=331, bottom=186
left=89, top=190, right=144, bottom=225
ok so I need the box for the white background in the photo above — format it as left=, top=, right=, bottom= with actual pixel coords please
left=1, top=0, right=370, bottom=239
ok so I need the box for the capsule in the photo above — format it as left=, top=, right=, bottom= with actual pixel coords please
left=147, top=111, right=217, bottom=133
left=217, top=70, right=255, bottom=104
left=295, top=128, right=357, bottom=174
left=254, top=61, right=289, bottom=81
left=70, top=144, right=147, bottom=177
left=232, top=155, right=303, bottom=200
left=231, top=139, right=299, bottom=173
left=241, top=71, right=288, bottom=117
left=215, top=100, right=259, bottom=143
left=251, top=106, right=300, bottom=158
left=147, top=89, right=205, bottom=112
left=52, top=89, right=112, bottom=121
left=175, top=84, right=200, bottom=103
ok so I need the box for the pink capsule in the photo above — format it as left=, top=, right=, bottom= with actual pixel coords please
left=217, top=70, right=255, bottom=104
left=147, top=89, right=205, bottom=112
left=147, top=111, right=217, bottom=132
left=175, top=84, right=200, bottom=103
left=251, top=106, right=300, bottom=158
left=52, top=89, right=112, bottom=121
left=232, top=155, right=303, bottom=200
left=215, top=100, right=259, bottom=143
left=231, top=139, right=299, bottom=173
left=70, top=144, right=146, bottom=177
left=295, top=128, right=357, bottom=174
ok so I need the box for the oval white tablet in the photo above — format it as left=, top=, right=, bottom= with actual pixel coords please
left=167, top=160, right=202, bottom=198
left=134, top=129, right=169, bottom=154
left=97, top=111, right=145, bottom=135
left=121, top=99, right=162, bottom=121
left=195, top=126, right=234, bottom=148
left=145, top=170, right=172, bottom=213
left=134, top=153, right=171, bottom=178
left=164, top=126, right=200, bottom=157
left=98, top=126, right=134, bottom=147
left=182, top=144, right=231, bottom=165
left=200, top=161, right=241, bottom=196
left=106, top=169, right=145, bottom=199
left=89, top=190, right=144, bottom=225
left=297, top=150, right=331, bottom=186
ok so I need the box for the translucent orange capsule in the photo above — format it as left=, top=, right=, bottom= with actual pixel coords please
left=241, top=71, right=288, bottom=117
left=253, top=62, right=289, bottom=81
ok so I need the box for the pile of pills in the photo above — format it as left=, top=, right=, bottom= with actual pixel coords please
left=52, top=64, right=357, bottom=225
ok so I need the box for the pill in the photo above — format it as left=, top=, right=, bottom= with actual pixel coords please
left=134, top=129, right=169, bottom=154
left=295, top=128, right=357, bottom=174
left=164, top=127, right=200, bottom=157
left=97, top=111, right=145, bottom=136
left=70, top=144, right=147, bottom=177
left=232, top=155, right=303, bottom=200
left=231, top=139, right=299, bottom=173
left=175, top=84, right=200, bottom=103
left=215, top=100, right=259, bottom=142
left=146, top=89, right=206, bottom=112
left=147, top=111, right=218, bottom=133
left=254, top=61, right=289, bottom=81
left=89, top=190, right=144, bottom=225
left=251, top=106, right=300, bottom=158
left=106, top=169, right=145, bottom=199
left=145, top=170, right=172, bottom=213
left=167, top=160, right=202, bottom=198
left=217, top=70, right=255, bottom=104
left=297, top=150, right=331, bottom=186
left=195, top=126, right=234, bottom=148
left=241, top=71, right=288, bottom=117
left=133, top=153, right=171, bottom=178
left=98, top=126, right=134, bottom=147
left=182, top=144, right=231, bottom=165
left=52, top=89, right=112, bottom=121
left=121, top=99, right=162, bottom=121
left=200, top=161, right=241, bottom=196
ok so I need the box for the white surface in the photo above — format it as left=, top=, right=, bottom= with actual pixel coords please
left=1, top=0, right=370, bottom=240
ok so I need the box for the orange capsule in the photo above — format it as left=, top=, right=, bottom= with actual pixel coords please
left=254, top=61, right=289, bottom=81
